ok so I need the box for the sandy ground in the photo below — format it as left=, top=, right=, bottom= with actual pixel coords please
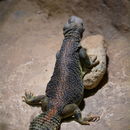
left=0, top=0, right=130, bottom=130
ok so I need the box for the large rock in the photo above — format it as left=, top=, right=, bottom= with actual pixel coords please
left=81, top=35, right=107, bottom=89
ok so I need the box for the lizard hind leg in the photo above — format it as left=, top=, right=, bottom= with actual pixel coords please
left=74, top=109, right=100, bottom=125
left=22, top=91, right=49, bottom=111
left=61, top=104, right=100, bottom=125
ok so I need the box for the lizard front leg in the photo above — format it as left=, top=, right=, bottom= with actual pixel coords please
left=61, top=104, right=100, bottom=125
left=22, top=91, right=48, bottom=111
left=79, top=47, right=99, bottom=78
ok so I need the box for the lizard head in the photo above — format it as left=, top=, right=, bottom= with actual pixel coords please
left=64, top=16, right=84, bottom=28
left=63, top=16, right=85, bottom=39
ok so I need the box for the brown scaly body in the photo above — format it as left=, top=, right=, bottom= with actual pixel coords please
left=23, top=16, right=100, bottom=130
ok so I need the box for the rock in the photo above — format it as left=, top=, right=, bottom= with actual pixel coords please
left=81, top=35, right=107, bottom=89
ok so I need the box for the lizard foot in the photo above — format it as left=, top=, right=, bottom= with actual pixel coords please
left=84, top=113, right=100, bottom=122
left=74, top=108, right=100, bottom=125
left=89, top=55, right=99, bottom=68
left=22, top=91, right=46, bottom=107
left=22, top=91, right=34, bottom=104
left=77, top=114, right=100, bottom=125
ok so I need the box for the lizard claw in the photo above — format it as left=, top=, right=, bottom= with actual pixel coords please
left=22, top=96, right=26, bottom=102
left=84, top=113, right=100, bottom=122
left=89, top=55, right=100, bottom=68
left=22, top=91, right=34, bottom=104
left=89, top=55, right=97, bottom=62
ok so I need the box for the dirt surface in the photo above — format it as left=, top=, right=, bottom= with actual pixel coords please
left=0, top=0, right=130, bottom=130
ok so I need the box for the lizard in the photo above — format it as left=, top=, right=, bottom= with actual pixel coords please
left=23, top=16, right=100, bottom=130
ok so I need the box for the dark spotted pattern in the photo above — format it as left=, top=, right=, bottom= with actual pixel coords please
left=46, top=38, right=84, bottom=111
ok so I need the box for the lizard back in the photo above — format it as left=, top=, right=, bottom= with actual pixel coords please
left=46, top=38, right=84, bottom=112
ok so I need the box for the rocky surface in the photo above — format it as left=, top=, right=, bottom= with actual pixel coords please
left=35, top=0, right=130, bottom=32
left=0, top=0, right=130, bottom=130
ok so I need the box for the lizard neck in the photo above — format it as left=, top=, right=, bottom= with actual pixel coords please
left=63, top=27, right=83, bottom=42
left=29, top=108, right=61, bottom=130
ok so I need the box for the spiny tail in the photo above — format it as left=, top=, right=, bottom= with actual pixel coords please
left=29, top=108, right=61, bottom=130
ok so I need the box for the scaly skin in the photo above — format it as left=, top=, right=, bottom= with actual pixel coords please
left=23, top=16, right=99, bottom=130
